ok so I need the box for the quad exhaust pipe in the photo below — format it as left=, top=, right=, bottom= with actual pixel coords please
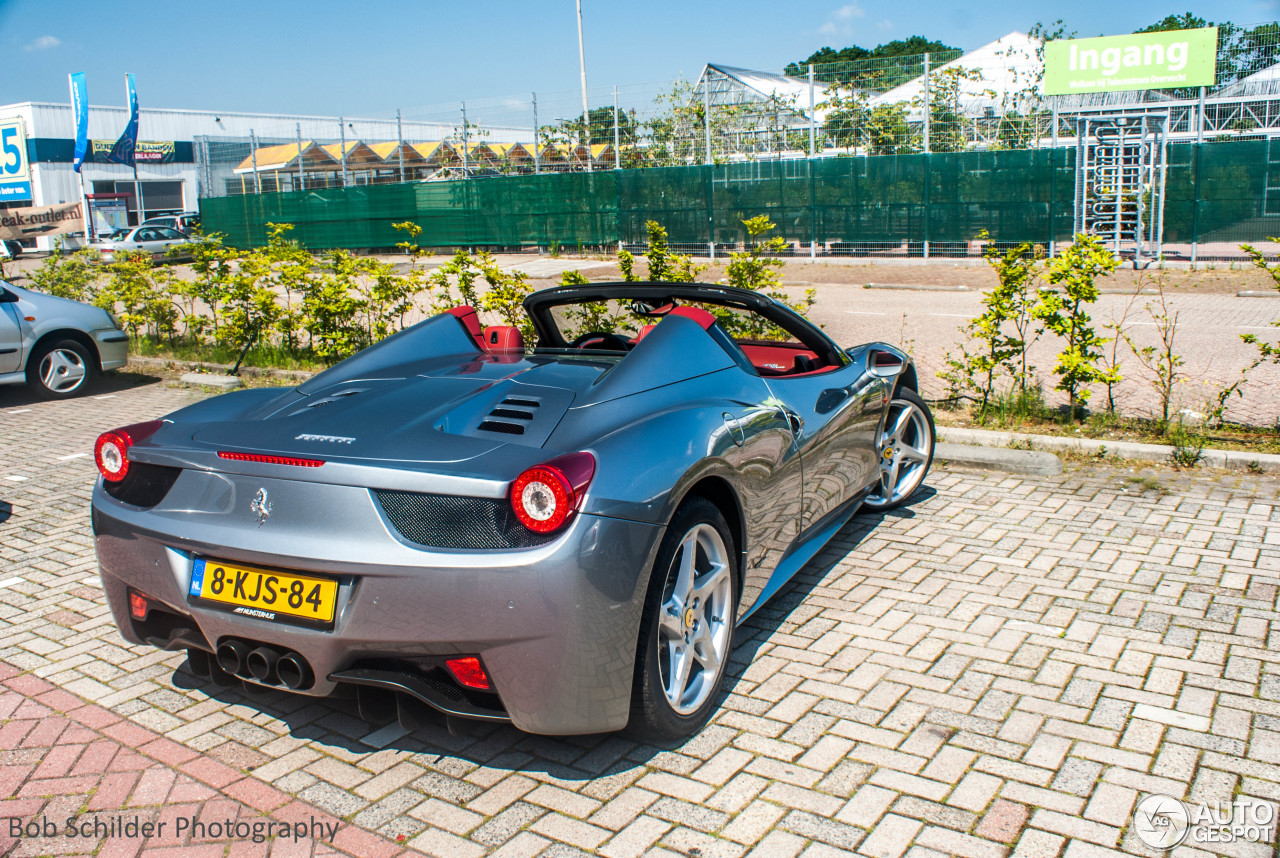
left=213, top=639, right=312, bottom=690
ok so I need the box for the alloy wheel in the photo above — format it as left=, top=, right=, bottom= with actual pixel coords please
left=656, top=523, right=733, bottom=715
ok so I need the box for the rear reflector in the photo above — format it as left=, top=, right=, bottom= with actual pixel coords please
left=128, top=590, right=148, bottom=620
left=217, top=452, right=324, bottom=468
left=445, top=656, right=492, bottom=690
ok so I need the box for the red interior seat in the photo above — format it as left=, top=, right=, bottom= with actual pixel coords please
left=483, top=325, right=524, bottom=351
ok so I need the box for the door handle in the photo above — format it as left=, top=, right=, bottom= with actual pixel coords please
left=776, top=406, right=803, bottom=436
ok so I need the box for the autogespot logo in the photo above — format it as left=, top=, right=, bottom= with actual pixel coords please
left=1132, top=794, right=1277, bottom=850
left=1132, top=795, right=1190, bottom=849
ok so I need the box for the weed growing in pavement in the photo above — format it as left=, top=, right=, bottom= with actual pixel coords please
left=1125, top=475, right=1167, bottom=496
left=1169, top=420, right=1206, bottom=468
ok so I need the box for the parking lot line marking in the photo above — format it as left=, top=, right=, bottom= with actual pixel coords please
left=0, top=577, right=25, bottom=589
left=7, top=409, right=31, bottom=414
left=82, top=577, right=101, bottom=588
left=92, top=394, right=117, bottom=400
left=844, top=311, right=887, bottom=315
left=3, top=475, right=28, bottom=482
left=57, top=452, right=90, bottom=461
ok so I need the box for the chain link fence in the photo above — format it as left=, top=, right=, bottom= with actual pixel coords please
left=200, top=23, right=1280, bottom=258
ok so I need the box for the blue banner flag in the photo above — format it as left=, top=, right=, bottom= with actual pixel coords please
left=106, top=73, right=138, bottom=166
left=69, top=73, right=89, bottom=173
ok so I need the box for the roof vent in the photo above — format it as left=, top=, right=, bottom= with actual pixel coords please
left=476, top=396, right=541, bottom=436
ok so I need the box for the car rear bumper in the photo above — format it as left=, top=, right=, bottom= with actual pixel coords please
left=92, top=329, right=129, bottom=370
left=92, top=481, right=663, bottom=734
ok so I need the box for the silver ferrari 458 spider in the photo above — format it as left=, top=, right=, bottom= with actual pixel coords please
left=92, top=282, right=934, bottom=739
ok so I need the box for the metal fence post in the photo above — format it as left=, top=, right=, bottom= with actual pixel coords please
left=532, top=93, right=540, bottom=175
left=296, top=122, right=304, bottom=192
left=922, top=53, right=931, bottom=154
left=1196, top=87, right=1206, bottom=144
left=249, top=129, right=261, bottom=194
left=396, top=109, right=405, bottom=182
left=339, top=117, right=348, bottom=188
left=613, top=86, right=621, bottom=170
left=1051, top=100, right=1059, bottom=148
left=461, top=102, right=469, bottom=176
left=704, top=79, right=711, bottom=165
left=808, top=64, right=816, bottom=159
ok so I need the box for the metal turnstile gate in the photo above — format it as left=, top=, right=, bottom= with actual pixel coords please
left=1074, top=113, right=1168, bottom=262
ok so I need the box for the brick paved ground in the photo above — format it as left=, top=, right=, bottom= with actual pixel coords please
left=1, top=376, right=1278, bottom=857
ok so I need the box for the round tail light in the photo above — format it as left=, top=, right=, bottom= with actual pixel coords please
left=509, top=452, right=595, bottom=534
left=94, top=420, right=164, bottom=483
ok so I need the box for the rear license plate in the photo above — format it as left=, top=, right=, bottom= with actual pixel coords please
left=189, top=558, right=338, bottom=626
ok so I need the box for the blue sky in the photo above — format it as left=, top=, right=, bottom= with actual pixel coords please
left=1, top=0, right=1275, bottom=125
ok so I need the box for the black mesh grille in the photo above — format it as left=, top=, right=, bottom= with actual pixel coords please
left=373, top=490, right=554, bottom=549
left=476, top=420, right=525, bottom=435
left=104, top=462, right=182, bottom=508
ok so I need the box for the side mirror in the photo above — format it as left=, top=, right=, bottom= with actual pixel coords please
left=0, top=288, right=18, bottom=304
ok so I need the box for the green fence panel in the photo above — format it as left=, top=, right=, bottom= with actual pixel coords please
left=201, top=142, right=1266, bottom=254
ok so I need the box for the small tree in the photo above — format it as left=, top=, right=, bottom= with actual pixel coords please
left=939, top=237, right=1044, bottom=420
left=1035, top=235, right=1120, bottom=419
left=723, top=215, right=815, bottom=340
left=27, top=239, right=100, bottom=302
left=1122, top=277, right=1185, bottom=429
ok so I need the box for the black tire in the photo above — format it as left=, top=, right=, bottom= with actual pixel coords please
left=27, top=339, right=97, bottom=399
left=861, top=386, right=935, bottom=512
left=628, top=497, right=738, bottom=742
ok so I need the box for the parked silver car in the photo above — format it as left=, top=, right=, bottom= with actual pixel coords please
left=94, top=225, right=194, bottom=263
left=0, top=282, right=129, bottom=397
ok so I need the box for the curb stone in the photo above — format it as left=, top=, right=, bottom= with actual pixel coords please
left=935, top=442, right=1063, bottom=476
left=940, top=425, right=1280, bottom=472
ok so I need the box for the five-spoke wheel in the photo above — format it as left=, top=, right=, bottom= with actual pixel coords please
left=863, top=387, right=934, bottom=511
left=630, top=498, right=737, bottom=740
left=29, top=339, right=96, bottom=399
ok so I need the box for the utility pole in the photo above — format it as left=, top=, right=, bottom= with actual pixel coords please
left=576, top=0, right=591, bottom=172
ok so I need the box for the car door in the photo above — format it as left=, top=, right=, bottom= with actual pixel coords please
left=153, top=227, right=189, bottom=259
left=0, top=289, right=24, bottom=374
left=130, top=228, right=164, bottom=258
left=764, top=358, right=886, bottom=532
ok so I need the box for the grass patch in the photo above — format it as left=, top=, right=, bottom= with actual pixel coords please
left=130, top=338, right=326, bottom=373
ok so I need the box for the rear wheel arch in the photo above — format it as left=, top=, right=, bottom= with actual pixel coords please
left=674, top=475, right=745, bottom=595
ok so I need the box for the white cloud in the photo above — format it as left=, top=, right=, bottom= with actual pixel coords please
left=819, top=4, right=865, bottom=39
left=23, top=35, right=61, bottom=51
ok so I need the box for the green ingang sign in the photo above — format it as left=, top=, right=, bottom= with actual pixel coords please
left=1043, top=27, right=1218, bottom=95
